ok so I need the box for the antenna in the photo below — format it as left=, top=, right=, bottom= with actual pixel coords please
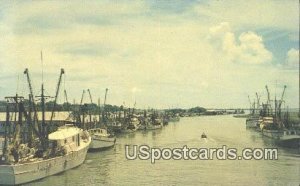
left=16, top=74, right=19, bottom=94
left=41, top=50, right=44, bottom=84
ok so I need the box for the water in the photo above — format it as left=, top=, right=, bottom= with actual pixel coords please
left=27, top=115, right=300, bottom=186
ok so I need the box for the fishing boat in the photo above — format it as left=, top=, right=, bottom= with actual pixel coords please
left=246, top=116, right=260, bottom=129
left=123, top=116, right=141, bottom=133
left=245, top=93, right=261, bottom=129
left=259, top=85, right=300, bottom=148
left=261, top=117, right=300, bottom=148
left=0, top=124, right=91, bottom=185
left=88, top=128, right=116, bottom=151
left=138, top=111, right=163, bottom=130
left=109, top=121, right=124, bottom=133
left=0, top=68, right=93, bottom=185
left=140, top=118, right=163, bottom=130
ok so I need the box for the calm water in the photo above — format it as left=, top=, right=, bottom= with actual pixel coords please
left=27, top=115, right=300, bottom=186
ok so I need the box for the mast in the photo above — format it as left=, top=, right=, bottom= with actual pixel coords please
left=87, top=89, right=93, bottom=104
left=255, top=92, right=260, bottom=114
left=265, top=85, right=271, bottom=115
left=248, top=95, right=253, bottom=115
left=49, top=68, right=65, bottom=125
left=87, top=89, right=93, bottom=128
left=23, top=68, right=39, bottom=133
left=41, top=84, right=46, bottom=148
left=64, top=90, right=69, bottom=111
left=277, top=85, right=287, bottom=119
left=27, top=94, right=33, bottom=147
left=79, top=90, right=85, bottom=127
left=103, top=88, right=108, bottom=124
left=4, top=95, right=24, bottom=148
left=2, top=98, right=10, bottom=159
left=103, top=88, right=108, bottom=109
left=98, top=98, right=101, bottom=126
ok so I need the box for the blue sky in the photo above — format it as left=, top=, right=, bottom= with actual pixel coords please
left=0, top=0, right=299, bottom=109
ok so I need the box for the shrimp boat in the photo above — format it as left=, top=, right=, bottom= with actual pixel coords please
left=109, top=121, right=124, bottom=133
left=0, top=124, right=91, bottom=185
left=139, top=118, right=163, bottom=130
left=123, top=115, right=141, bottom=133
left=0, top=68, right=91, bottom=185
left=260, top=117, right=300, bottom=148
left=88, top=128, right=116, bottom=151
left=138, top=111, right=162, bottom=130
left=246, top=115, right=260, bottom=129
left=259, top=85, right=300, bottom=148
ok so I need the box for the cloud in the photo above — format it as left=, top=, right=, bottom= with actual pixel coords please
left=285, top=48, right=299, bottom=69
left=208, top=22, right=273, bottom=64
left=0, top=1, right=298, bottom=108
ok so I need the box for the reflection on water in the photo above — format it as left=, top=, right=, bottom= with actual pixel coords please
left=28, top=115, right=300, bottom=186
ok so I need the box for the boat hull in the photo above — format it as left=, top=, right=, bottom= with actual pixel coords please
left=0, top=139, right=90, bottom=185
left=262, top=129, right=283, bottom=139
left=262, top=129, right=300, bottom=148
left=139, top=124, right=162, bottom=130
left=276, top=137, right=300, bottom=148
left=146, top=125, right=162, bottom=130
left=89, top=137, right=116, bottom=151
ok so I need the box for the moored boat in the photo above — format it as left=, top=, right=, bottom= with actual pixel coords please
left=0, top=124, right=91, bottom=185
left=88, top=128, right=116, bottom=151
left=246, top=116, right=260, bottom=129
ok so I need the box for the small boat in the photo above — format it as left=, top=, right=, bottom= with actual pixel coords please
left=88, top=128, right=116, bottom=151
left=201, top=132, right=207, bottom=138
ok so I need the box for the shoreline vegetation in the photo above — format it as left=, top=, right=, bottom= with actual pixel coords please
left=0, top=100, right=245, bottom=115
left=0, top=100, right=299, bottom=128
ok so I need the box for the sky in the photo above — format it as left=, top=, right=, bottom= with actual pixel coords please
left=0, top=0, right=299, bottom=109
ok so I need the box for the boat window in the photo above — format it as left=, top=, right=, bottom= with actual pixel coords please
left=72, top=136, right=75, bottom=142
left=64, top=139, right=67, bottom=144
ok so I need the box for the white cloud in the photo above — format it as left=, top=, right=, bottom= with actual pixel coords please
left=209, top=22, right=272, bottom=64
left=285, top=48, right=299, bottom=69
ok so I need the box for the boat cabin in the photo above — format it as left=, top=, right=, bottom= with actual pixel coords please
left=48, top=125, right=82, bottom=152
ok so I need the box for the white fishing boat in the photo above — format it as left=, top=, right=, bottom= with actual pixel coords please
left=0, top=124, right=91, bottom=185
left=88, top=128, right=116, bottom=151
